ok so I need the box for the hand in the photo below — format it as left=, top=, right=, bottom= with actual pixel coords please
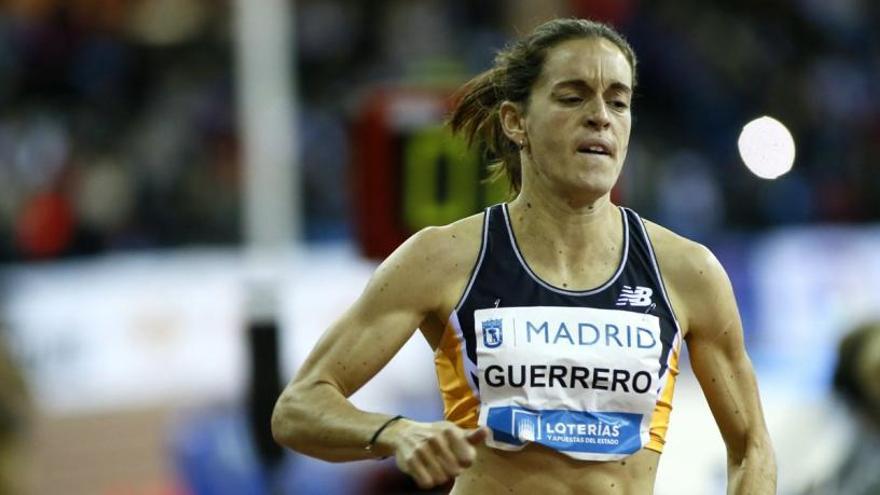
left=386, top=420, right=489, bottom=489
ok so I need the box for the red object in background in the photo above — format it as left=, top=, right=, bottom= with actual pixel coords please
left=351, top=87, right=403, bottom=260
left=351, top=87, right=457, bottom=259
left=14, top=192, right=75, bottom=259
left=570, top=0, right=637, bottom=25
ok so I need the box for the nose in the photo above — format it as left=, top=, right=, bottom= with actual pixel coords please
left=584, top=97, right=611, bottom=130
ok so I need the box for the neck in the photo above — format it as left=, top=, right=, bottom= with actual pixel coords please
left=507, top=186, right=619, bottom=252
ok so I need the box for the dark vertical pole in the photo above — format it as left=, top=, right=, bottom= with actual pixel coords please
left=246, top=316, right=284, bottom=469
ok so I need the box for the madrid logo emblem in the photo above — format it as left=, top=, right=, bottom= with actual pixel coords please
left=482, top=318, right=503, bottom=348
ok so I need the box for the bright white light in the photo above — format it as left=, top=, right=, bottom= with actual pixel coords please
left=737, top=116, right=796, bottom=179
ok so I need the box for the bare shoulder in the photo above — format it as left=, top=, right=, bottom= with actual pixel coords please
left=412, top=211, right=485, bottom=264
left=401, top=211, right=485, bottom=277
left=640, top=218, right=731, bottom=336
left=640, top=219, right=720, bottom=283
left=380, top=211, right=487, bottom=317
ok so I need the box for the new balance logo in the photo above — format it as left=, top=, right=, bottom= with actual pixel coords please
left=616, top=286, right=653, bottom=307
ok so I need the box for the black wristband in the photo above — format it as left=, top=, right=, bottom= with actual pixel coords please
left=365, top=414, right=405, bottom=458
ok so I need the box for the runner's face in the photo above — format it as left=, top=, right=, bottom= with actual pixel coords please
left=521, top=37, right=633, bottom=200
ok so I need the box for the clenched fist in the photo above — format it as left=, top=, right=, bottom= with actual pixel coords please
left=385, top=420, right=489, bottom=489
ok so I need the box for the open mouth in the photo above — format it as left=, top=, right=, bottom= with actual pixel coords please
left=577, top=144, right=612, bottom=156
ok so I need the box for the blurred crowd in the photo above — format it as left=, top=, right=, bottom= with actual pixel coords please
left=0, top=0, right=879, bottom=262
left=0, top=0, right=238, bottom=261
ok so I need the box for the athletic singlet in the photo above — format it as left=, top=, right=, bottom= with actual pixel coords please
left=433, top=203, right=682, bottom=461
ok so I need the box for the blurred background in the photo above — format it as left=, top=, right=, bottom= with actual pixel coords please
left=0, top=0, right=879, bottom=493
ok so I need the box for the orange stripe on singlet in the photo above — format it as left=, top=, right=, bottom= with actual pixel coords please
left=646, top=341, right=681, bottom=453
left=434, top=319, right=480, bottom=428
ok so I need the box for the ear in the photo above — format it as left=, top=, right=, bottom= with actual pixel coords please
left=499, top=100, right=527, bottom=148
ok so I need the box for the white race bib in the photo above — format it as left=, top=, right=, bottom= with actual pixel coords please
left=474, top=306, right=663, bottom=461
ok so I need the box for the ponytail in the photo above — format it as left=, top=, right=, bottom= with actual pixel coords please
left=449, top=68, right=521, bottom=195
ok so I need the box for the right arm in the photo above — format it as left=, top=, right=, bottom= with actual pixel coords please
left=271, top=224, right=486, bottom=487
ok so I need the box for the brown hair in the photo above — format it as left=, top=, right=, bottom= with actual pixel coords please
left=449, top=18, right=637, bottom=195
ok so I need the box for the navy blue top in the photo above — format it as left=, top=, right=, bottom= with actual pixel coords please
left=454, top=203, right=681, bottom=393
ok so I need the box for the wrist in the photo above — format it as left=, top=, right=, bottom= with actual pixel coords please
left=373, top=417, right=412, bottom=457
left=365, top=415, right=408, bottom=458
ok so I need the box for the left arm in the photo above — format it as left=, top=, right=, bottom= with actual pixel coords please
left=676, top=244, right=776, bottom=494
